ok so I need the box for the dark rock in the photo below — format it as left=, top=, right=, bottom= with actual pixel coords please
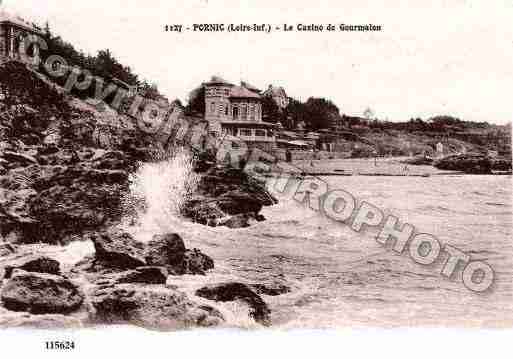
left=26, top=180, right=125, bottom=244
left=91, top=284, right=224, bottom=330
left=401, top=155, right=433, bottom=166
left=37, top=144, right=60, bottom=156
left=218, top=213, right=253, bottom=229
left=70, top=254, right=110, bottom=275
left=1, top=270, right=84, bottom=314
left=0, top=160, right=130, bottom=244
left=3, top=256, right=60, bottom=279
left=181, top=199, right=225, bottom=225
left=182, top=165, right=277, bottom=227
left=491, top=158, right=512, bottom=171
left=90, top=231, right=146, bottom=269
left=195, top=282, right=271, bottom=325
left=191, top=148, right=216, bottom=173
left=0, top=242, right=16, bottom=257
left=217, top=190, right=264, bottom=215
left=113, top=267, right=168, bottom=285
left=92, top=151, right=130, bottom=170
left=72, top=232, right=213, bottom=278
left=434, top=154, right=492, bottom=174
left=1, top=151, right=38, bottom=166
left=181, top=249, right=214, bottom=275
left=250, top=283, right=291, bottom=296
left=145, top=233, right=186, bottom=267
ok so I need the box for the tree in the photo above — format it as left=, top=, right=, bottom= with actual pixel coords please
left=363, top=107, right=375, bottom=120
left=139, top=81, right=161, bottom=101
left=184, top=86, right=205, bottom=115
left=303, top=97, right=340, bottom=130
left=261, top=96, right=281, bottom=123
left=284, top=98, right=307, bottom=130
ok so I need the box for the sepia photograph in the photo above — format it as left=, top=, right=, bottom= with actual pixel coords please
left=0, top=0, right=512, bottom=357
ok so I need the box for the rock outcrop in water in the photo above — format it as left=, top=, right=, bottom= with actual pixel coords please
left=433, top=153, right=512, bottom=174
left=108, top=267, right=169, bottom=285
left=196, top=282, right=271, bottom=325
left=434, top=154, right=493, bottom=174
left=91, top=284, right=223, bottom=329
left=0, top=231, right=223, bottom=329
left=76, top=231, right=214, bottom=277
left=1, top=269, right=84, bottom=314
left=3, top=255, right=61, bottom=279
left=183, top=164, right=278, bottom=228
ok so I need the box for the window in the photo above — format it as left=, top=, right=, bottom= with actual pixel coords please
left=214, top=87, right=228, bottom=97
left=255, top=129, right=266, bottom=137
left=218, top=103, right=224, bottom=114
left=241, top=104, right=247, bottom=120
left=250, top=104, right=255, bottom=120
left=233, top=106, right=239, bottom=119
left=210, top=102, right=216, bottom=113
left=224, top=127, right=236, bottom=136
left=225, top=105, right=229, bottom=116
left=240, top=129, right=252, bottom=137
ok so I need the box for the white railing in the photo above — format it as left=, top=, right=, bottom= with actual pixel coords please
left=238, top=135, right=276, bottom=142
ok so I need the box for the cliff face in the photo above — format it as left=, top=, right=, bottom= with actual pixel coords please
left=0, top=62, right=148, bottom=244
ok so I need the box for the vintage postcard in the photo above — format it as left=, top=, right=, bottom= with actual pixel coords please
left=0, top=0, right=512, bottom=357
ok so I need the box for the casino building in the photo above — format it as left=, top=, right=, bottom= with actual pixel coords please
left=204, top=76, right=277, bottom=152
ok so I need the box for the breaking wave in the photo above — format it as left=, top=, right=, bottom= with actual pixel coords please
left=121, top=147, right=199, bottom=241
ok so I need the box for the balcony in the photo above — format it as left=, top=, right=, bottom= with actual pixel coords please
left=238, top=134, right=276, bottom=142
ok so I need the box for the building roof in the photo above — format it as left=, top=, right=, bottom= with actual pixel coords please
left=229, top=85, right=261, bottom=99
left=0, top=10, right=44, bottom=34
left=204, top=76, right=234, bottom=86
left=240, top=81, right=261, bottom=93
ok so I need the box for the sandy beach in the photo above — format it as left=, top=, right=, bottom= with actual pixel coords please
left=280, top=157, right=461, bottom=176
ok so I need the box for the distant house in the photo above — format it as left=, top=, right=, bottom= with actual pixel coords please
left=436, top=142, right=444, bottom=155
left=262, top=84, right=289, bottom=110
left=203, top=76, right=277, bottom=152
left=0, top=10, right=43, bottom=62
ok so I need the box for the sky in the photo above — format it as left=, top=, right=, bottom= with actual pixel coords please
left=4, top=0, right=513, bottom=124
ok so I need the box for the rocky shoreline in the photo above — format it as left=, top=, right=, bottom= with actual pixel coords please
left=0, top=230, right=290, bottom=329
left=0, top=61, right=283, bottom=329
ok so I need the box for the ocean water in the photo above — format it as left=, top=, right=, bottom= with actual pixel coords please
left=123, top=153, right=513, bottom=328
